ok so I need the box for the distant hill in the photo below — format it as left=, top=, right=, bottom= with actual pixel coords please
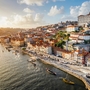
left=0, top=28, right=25, bottom=36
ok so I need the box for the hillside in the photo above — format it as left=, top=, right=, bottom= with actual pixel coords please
left=0, top=28, right=25, bottom=36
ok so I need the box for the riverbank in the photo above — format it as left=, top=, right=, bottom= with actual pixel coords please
left=22, top=49, right=90, bottom=90
left=1, top=43, right=90, bottom=90
left=1, top=44, right=86, bottom=90
left=40, top=58, right=90, bottom=90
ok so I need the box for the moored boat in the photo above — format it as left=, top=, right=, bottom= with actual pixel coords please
left=62, top=78, right=75, bottom=85
left=46, top=68, right=56, bottom=76
left=30, top=57, right=37, bottom=62
left=27, top=59, right=36, bottom=66
left=27, top=59, right=32, bottom=62
left=86, top=73, right=90, bottom=78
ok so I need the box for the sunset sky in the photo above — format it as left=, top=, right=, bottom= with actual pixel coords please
left=0, top=0, right=90, bottom=28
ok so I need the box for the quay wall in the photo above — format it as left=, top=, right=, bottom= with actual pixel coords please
left=22, top=50, right=90, bottom=90
left=40, top=59, right=90, bottom=90
left=1, top=44, right=90, bottom=90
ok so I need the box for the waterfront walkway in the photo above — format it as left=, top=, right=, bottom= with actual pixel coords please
left=23, top=49, right=90, bottom=90
left=2, top=44, right=90, bottom=90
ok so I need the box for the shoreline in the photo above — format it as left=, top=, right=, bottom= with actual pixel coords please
left=40, top=59, right=90, bottom=90
left=22, top=49, right=90, bottom=90
left=1, top=43, right=90, bottom=90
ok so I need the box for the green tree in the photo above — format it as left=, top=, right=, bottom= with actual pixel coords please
left=54, top=31, right=70, bottom=48
left=55, top=40, right=65, bottom=49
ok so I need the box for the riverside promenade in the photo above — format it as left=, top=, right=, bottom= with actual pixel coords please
left=22, top=49, right=90, bottom=90
left=40, top=56, right=90, bottom=90
left=2, top=43, right=90, bottom=90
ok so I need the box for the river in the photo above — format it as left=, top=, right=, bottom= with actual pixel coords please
left=0, top=44, right=87, bottom=90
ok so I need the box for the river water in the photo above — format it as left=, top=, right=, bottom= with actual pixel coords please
left=0, top=44, right=87, bottom=90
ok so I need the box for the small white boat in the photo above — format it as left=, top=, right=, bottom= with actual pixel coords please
left=86, top=73, right=90, bottom=78
left=27, top=57, right=36, bottom=62
left=30, top=57, right=36, bottom=62
left=31, top=56, right=39, bottom=61
left=27, top=59, right=36, bottom=66
left=27, top=59, right=32, bottom=62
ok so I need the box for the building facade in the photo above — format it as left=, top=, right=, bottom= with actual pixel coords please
left=78, top=13, right=90, bottom=26
left=66, top=25, right=78, bottom=32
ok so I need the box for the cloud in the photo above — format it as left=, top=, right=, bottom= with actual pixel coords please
left=79, top=1, right=90, bottom=15
left=17, top=0, right=47, bottom=6
left=53, top=0, right=65, bottom=2
left=0, top=13, right=46, bottom=28
left=13, top=14, right=34, bottom=25
left=48, top=5, right=64, bottom=16
left=70, top=1, right=90, bottom=17
left=46, top=0, right=49, bottom=3
left=60, top=1, right=90, bottom=21
left=0, top=17, right=12, bottom=27
left=23, top=8, right=34, bottom=13
left=34, top=13, right=44, bottom=23
left=60, top=15, right=76, bottom=21
left=70, top=6, right=80, bottom=17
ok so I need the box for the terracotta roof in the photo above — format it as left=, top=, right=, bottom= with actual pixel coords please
left=67, top=24, right=78, bottom=27
left=53, top=47, right=71, bottom=53
left=70, top=36, right=78, bottom=39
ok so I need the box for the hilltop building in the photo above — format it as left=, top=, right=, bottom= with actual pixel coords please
left=78, top=12, right=90, bottom=27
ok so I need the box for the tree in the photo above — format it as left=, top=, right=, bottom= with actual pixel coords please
left=54, top=31, right=70, bottom=48
left=55, top=40, right=65, bottom=49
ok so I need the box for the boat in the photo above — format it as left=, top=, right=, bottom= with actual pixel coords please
left=8, top=49, right=11, bottom=52
left=27, top=59, right=33, bottom=62
left=27, top=59, right=36, bottom=66
left=86, top=73, right=90, bottom=78
left=30, top=57, right=37, bottom=62
left=15, top=50, right=19, bottom=53
left=62, top=78, right=75, bottom=85
left=46, top=68, right=56, bottom=76
left=31, top=62, right=36, bottom=67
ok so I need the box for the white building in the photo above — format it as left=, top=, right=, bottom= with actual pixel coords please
left=39, top=45, right=52, bottom=54
left=73, top=44, right=90, bottom=52
left=78, top=34, right=90, bottom=40
left=27, top=42, right=52, bottom=54
left=69, top=31, right=90, bottom=43
left=66, top=25, right=78, bottom=32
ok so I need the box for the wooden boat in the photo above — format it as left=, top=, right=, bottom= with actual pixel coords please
left=63, top=78, right=74, bottom=85
left=46, top=68, right=56, bottom=76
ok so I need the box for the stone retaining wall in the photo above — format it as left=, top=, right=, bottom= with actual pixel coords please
left=40, top=59, right=90, bottom=90
left=22, top=50, right=90, bottom=90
